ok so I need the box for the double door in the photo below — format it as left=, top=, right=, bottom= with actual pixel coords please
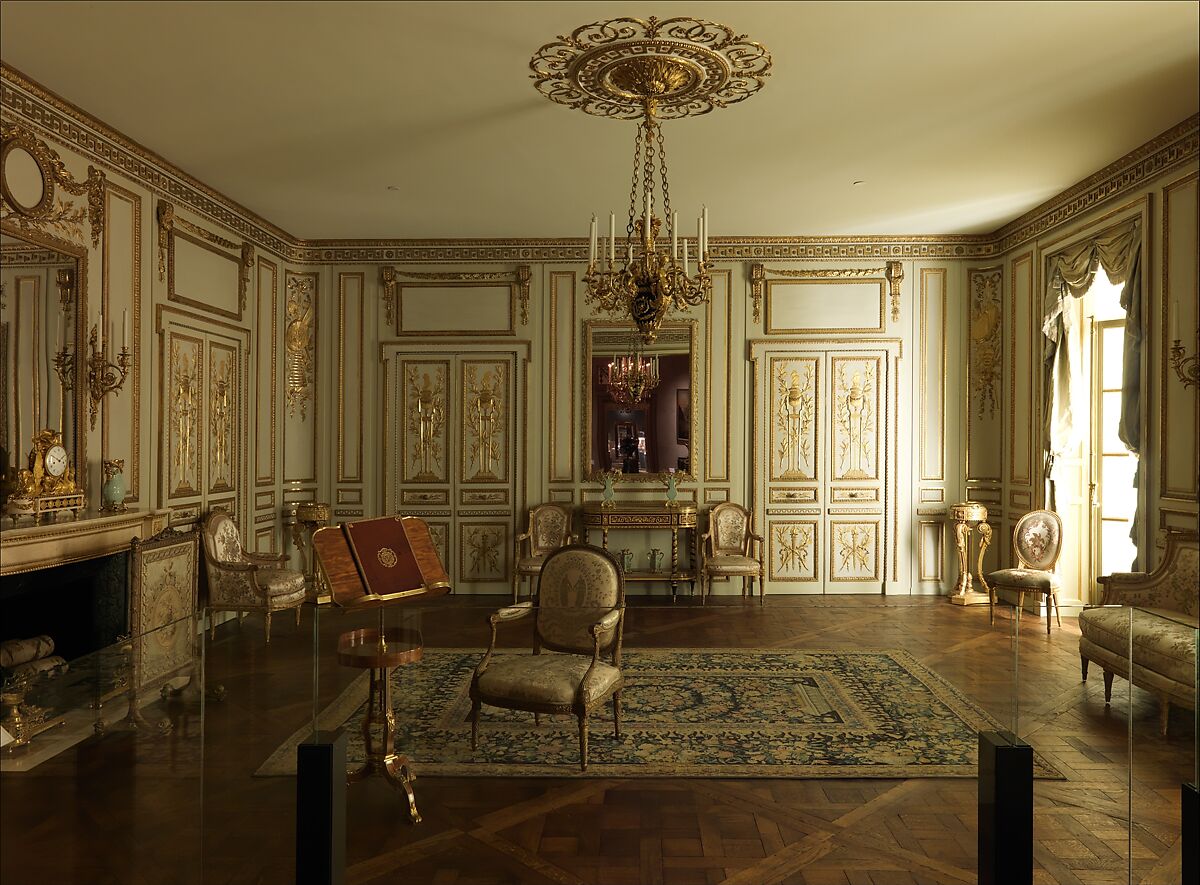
left=752, top=341, right=900, bottom=594
left=383, top=347, right=523, bottom=594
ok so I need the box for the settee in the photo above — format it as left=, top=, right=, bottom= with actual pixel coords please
left=1078, top=530, right=1198, bottom=735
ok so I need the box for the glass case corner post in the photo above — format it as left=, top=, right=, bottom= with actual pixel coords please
left=1180, top=622, right=1197, bottom=884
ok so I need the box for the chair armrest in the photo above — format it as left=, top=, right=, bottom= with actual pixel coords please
left=490, top=601, right=534, bottom=625
left=589, top=609, right=621, bottom=637
left=700, top=530, right=713, bottom=558
left=514, top=531, right=532, bottom=543
left=244, top=551, right=287, bottom=567
left=1096, top=570, right=1174, bottom=606
left=211, top=560, right=255, bottom=573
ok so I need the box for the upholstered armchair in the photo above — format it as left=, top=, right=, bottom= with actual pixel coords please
left=512, top=503, right=576, bottom=603
left=980, top=510, right=1063, bottom=633
left=699, top=502, right=765, bottom=605
left=1079, top=530, right=1198, bottom=735
left=471, top=544, right=625, bottom=771
left=200, top=511, right=306, bottom=642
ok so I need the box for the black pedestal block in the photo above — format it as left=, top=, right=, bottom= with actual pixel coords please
left=979, top=731, right=1032, bottom=885
left=296, top=730, right=347, bottom=885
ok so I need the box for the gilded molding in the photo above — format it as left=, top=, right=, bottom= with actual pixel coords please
left=158, top=198, right=253, bottom=314
left=755, top=262, right=903, bottom=324
left=750, top=263, right=764, bottom=324
left=380, top=265, right=531, bottom=326
left=885, top=261, right=903, bottom=323
left=968, top=267, right=1003, bottom=419
left=1, top=122, right=104, bottom=247
left=284, top=273, right=315, bottom=420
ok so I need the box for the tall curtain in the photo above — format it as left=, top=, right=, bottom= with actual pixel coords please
left=1041, top=218, right=1143, bottom=557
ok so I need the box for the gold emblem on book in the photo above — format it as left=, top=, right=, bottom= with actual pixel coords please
left=377, top=547, right=398, bottom=568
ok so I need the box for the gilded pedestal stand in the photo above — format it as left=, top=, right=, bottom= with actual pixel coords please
left=949, top=502, right=992, bottom=606
left=337, top=614, right=423, bottom=823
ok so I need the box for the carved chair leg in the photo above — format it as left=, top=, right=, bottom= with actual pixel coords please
left=1017, top=591, right=1025, bottom=624
left=1158, top=697, right=1170, bottom=737
left=534, top=712, right=540, bottom=726
left=1045, top=592, right=1052, bottom=635
left=470, top=700, right=480, bottom=750
left=578, top=714, right=589, bottom=772
left=264, top=610, right=272, bottom=644
left=759, top=574, right=764, bottom=606
left=512, top=570, right=519, bottom=604
left=1102, top=669, right=1114, bottom=705
left=1081, top=655, right=1089, bottom=682
left=612, top=691, right=622, bottom=740
left=988, top=585, right=995, bottom=626
left=1053, top=592, right=1062, bottom=627
left=295, top=606, right=302, bottom=627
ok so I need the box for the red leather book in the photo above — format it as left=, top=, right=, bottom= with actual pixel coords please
left=312, top=516, right=451, bottom=608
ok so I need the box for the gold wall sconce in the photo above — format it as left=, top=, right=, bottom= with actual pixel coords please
left=1168, top=299, right=1198, bottom=390
left=56, top=310, right=134, bottom=429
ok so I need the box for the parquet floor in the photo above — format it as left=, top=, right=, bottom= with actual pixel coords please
left=0, top=595, right=1192, bottom=885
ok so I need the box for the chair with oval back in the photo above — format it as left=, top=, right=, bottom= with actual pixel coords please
left=979, top=509, right=1064, bottom=633
left=511, top=503, right=576, bottom=603
left=699, top=502, right=766, bottom=605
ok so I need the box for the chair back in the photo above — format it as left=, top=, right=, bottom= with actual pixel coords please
left=1012, top=510, right=1062, bottom=571
left=535, top=544, right=623, bottom=654
left=1152, top=530, right=1199, bottom=618
left=528, top=503, right=572, bottom=556
left=202, top=510, right=244, bottom=566
left=710, top=503, right=751, bottom=555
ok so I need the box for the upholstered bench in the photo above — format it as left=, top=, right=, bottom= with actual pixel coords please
left=1078, top=530, right=1198, bottom=735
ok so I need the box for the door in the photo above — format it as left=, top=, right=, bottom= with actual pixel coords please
left=384, top=348, right=522, bottom=593
left=752, top=341, right=898, bottom=594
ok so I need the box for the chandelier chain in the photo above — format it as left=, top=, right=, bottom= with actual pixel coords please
left=626, top=122, right=643, bottom=240
left=641, top=118, right=656, bottom=237
left=656, top=124, right=672, bottom=237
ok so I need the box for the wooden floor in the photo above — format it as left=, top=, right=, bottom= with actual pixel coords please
left=0, top=595, right=1192, bottom=885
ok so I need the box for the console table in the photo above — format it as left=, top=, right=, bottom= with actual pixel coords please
left=580, top=501, right=698, bottom=601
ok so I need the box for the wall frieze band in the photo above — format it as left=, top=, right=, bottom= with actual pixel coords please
left=3, top=64, right=1196, bottom=265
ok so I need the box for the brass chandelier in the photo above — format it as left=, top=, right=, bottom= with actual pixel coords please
left=603, top=347, right=660, bottom=408
left=531, top=17, right=771, bottom=344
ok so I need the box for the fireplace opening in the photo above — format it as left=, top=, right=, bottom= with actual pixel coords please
left=0, top=553, right=128, bottom=664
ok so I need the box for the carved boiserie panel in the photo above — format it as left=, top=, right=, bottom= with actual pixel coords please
left=167, top=333, right=203, bottom=498
left=830, top=357, right=879, bottom=481
left=460, top=522, right=507, bottom=583
left=460, top=359, right=509, bottom=484
left=769, top=357, right=819, bottom=482
left=768, top=519, right=819, bottom=582
left=402, top=360, right=450, bottom=484
left=208, top=341, right=237, bottom=494
left=829, top=519, right=880, bottom=582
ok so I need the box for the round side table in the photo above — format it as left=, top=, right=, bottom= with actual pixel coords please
left=337, top=618, right=424, bottom=823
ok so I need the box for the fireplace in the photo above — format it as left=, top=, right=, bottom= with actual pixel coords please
left=0, top=553, right=128, bottom=663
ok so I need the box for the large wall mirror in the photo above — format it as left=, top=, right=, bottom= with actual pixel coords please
left=583, top=319, right=697, bottom=482
left=0, top=226, right=86, bottom=491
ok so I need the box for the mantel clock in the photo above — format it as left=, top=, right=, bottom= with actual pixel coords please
left=5, top=429, right=87, bottom=524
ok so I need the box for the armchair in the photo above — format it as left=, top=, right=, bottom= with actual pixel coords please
left=200, top=511, right=306, bottom=642
left=511, top=503, right=576, bottom=602
left=471, top=544, right=625, bottom=771
left=1079, top=530, right=1198, bottom=735
left=699, top=503, right=765, bottom=605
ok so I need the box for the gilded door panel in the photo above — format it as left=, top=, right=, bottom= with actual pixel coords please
left=767, top=518, right=820, bottom=583
left=207, top=340, right=237, bottom=495
left=769, top=356, right=820, bottom=483
left=828, top=518, right=881, bottom=588
left=830, top=356, right=880, bottom=482
left=401, top=359, right=450, bottom=484
left=459, top=521, right=508, bottom=586
left=459, top=359, right=510, bottom=484
left=167, top=333, right=203, bottom=499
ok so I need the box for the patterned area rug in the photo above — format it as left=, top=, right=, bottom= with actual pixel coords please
left=257, top=648, right=1064, bottom=779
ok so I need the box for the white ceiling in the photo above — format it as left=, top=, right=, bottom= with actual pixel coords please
left=2, top=1, right=1197, bottom=240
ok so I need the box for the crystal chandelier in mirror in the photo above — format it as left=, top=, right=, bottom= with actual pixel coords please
left=531, top=17, right=771, bottom=344
left=603, top=345, right=660, bottom=408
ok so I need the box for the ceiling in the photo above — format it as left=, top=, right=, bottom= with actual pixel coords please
left=2, top=1, right=1197, bottom=240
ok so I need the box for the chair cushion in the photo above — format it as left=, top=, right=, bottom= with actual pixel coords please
left=986, top=568, right=1060, bottom=591
left=705, top=555, right=762, bottom=576
left=516, top=554, right=547, bottom=575
left=259, top=569, right=306, bottom=596
left=1078, top=606, right=1198, bottom=687
left=476, top=654, right=622, bottom=707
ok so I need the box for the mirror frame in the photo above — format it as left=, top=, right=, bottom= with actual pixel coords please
left=581, top=318, right=698, bottom=483
left=1, top=219, right=89, bottom=487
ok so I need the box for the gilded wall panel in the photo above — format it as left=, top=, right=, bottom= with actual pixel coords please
left=166, top=333, right=203, bottom=499
left=283, top=270, right=317, bottom=484
left=337, top=272, right=364, bottom=483
left=765, top=279, right=885, bottom=335
left=704, top=270, right=733, bottom=483
left=100, top=182, right=141, bottom=503
left=459, top=521, right=508, bottom=584
left=767, top=519, right=819, bottom=583
left=769, top=356, right=820, bottom=482
left=917, top=520, right=944, bottom=583
left=966, top=266, right=1004, bottom=483
left=254, top=258, right=277, bottom=486
left=460, top=359, right=509, bottom=484
left=549, top=270, right=576, bottom=482
left=401, top=360, right=450, bottom=484
left=1009, top=253, right=1034, bottom=487
left=918, top=267, right=946, bottom=483
left=830, top=357, right=880, bottom=482
left=1160, top=173, right=1198, bottom=501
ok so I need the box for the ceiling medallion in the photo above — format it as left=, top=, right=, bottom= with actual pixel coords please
left=531, top=17, right=771, bottom=344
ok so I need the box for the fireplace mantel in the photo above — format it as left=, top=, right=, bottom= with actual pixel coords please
left=0, top=509, right=169, bottom=576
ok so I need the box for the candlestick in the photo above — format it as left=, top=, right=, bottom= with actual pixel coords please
left=122, top=309, right=128, bottom=350
left=1172, top=299, right=1179, bottom=340
left=589, top=215, right=597, bottom=267
left=672, top=212, right=678, bottom=261
left=97, top=311, right=104, bottom=353
left=702, top=205, right=709, bottom=257
left=683, top=238, right=690, bottom=276
left=609, top=212, right=615, bottom=262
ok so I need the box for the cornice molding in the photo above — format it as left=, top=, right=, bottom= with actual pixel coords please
left=3, top=63, right=1196, bottom=265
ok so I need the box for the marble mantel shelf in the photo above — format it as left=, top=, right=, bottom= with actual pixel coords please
left=0, top=509, right=170, bottom=577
